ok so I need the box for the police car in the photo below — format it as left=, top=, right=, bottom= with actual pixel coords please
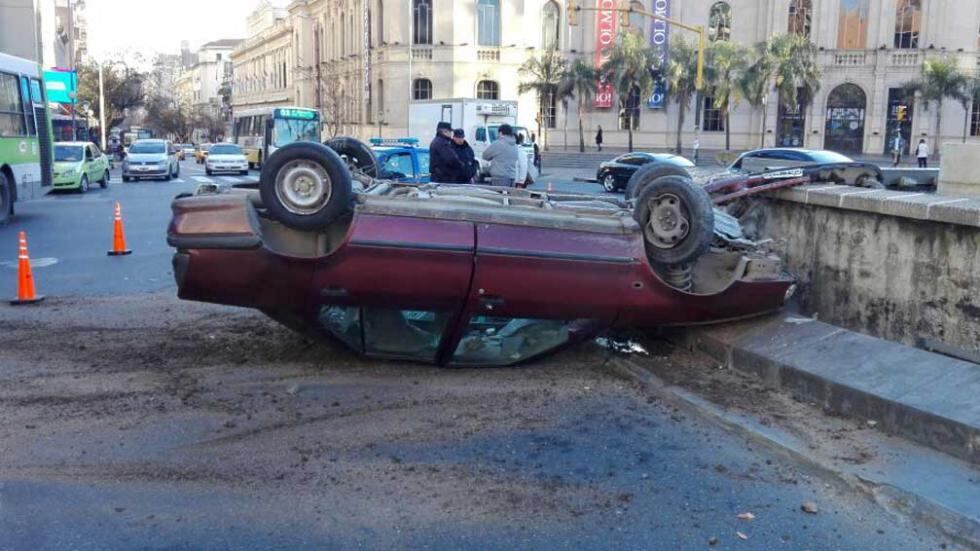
left=369, top=138, right=430, bottom=184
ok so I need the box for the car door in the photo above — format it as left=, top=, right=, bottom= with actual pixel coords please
left=87, top=144, right=103, bottom=180
left=82, top=145, right=95, bottom=180
left=439, top=222, right=635, bottom=366
left=310, top=213, right=476, bottom=363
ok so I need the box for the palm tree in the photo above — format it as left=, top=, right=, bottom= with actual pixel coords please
left=960, top=75, right=980, bottom=143
left=664, top=37, right=700, bottom=155
left=602, top=31, right=657, bottom=152
left=518, top=51, right=568, bottom=151
left=705, top=40, right=750, bottom=151
left=903, top=57, right=968, bottom=159
left=741, top=34, right=821, bottom=148
left=558, top=58, right=598, bottom=153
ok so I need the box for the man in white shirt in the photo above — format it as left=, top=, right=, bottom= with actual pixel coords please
left=916, top=139, right=930, bottom=168
left=514, top=133, right=530, bottom=188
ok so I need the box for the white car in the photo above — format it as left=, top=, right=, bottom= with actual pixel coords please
left=205, top=143, right=249, bottom=176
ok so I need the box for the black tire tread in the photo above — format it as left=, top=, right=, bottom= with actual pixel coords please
left=625, top=163, right=691, bottom=200
left=259, top=142, right=353, bottom=231
left=632, top=175, right=714, bottom=266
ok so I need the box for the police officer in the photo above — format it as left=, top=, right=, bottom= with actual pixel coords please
left=429, top=122, right=464, bottom=183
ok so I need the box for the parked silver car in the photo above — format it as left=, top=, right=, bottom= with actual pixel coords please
left=122, top=139, right=180, bottom=182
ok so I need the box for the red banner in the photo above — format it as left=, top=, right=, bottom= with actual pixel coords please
left=593, top=0, right=617, bottom=108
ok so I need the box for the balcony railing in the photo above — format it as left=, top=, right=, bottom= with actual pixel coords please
left=830, top=51, right=868, bottom=66
left=890, top=51, right=921, bottom=67
left=477, top=49, right=500, bottom=61
left=411, top=48, right=432, bottom=60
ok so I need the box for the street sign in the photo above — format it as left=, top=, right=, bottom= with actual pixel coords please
left=44, top=69, right=76, bottom=104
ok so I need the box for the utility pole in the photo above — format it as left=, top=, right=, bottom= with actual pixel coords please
left=68, top=0, right=77, bottom=140
left=98, top=62, right=106, bottom=150
left=407, top=0, right=412, bottom=106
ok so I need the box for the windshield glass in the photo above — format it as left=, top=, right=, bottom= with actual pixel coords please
left=129, top=142, right=165, bottom=154
left=451, top=316, right=581, bottom=367
left=808, top=150, right=853, bottom=163
left=210, top=144, right=242, bottom=155
left=488, top=126, right=530, bottom=143
left=54, top=145, right=84, bottom=162
left=274, top=118, right=320, bottom=147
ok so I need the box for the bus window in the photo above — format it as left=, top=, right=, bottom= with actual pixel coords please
left=0, top=72, right=27, bottom=137
left=29, top=79, right=43, bottom=104
left=273, top=116, right=319, bottom=147
left=20, top=77, right=35, bottom=136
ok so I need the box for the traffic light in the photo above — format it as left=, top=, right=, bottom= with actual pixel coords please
left=566, top=0, right=578, bottom=26
left=896, top=105, right=907, bottom=121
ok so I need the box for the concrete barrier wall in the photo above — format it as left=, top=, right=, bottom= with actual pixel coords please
left=758, top=185, right=980, bottom=358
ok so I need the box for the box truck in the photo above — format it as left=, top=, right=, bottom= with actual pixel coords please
left=407, top=99, right=536, bottom=182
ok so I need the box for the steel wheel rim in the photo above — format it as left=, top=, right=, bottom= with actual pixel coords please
left=644, top=192, right=691, bottom=249
left=603, top=174, right=616, bottom=191
left=274, top=159, right=332, bottom=215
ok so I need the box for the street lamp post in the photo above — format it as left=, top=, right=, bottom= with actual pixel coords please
left=68, top=0, right=77, bottom=140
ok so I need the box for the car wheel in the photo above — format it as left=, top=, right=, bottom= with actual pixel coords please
left=240, top=170, right=249, bottom=176
left=175, top=163, right=180, bottom=178
left=100, top=170, right=110, bottom=188
left=325, top=137, right=379, bottom=178
left=259, top=142, right=353, bottom=231
left=0, top=171, right=11, bottom=225
left=601, top=172, right=618, bottom=193
left=248, top=161, right=254, bottom=170
left=122, top=175, right=131, bottom=182
left=625, top=163, right=692, bottom=201
left=206, top=169, right=213, bottom=176
left=79, top=175, right=89, bottom=193
left=633, top=175, right=714, bottom=267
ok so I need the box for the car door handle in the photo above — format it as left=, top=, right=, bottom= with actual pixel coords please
left=479, top=296, right=505, bottom=310
left=320, top=286, right=349, bottom=298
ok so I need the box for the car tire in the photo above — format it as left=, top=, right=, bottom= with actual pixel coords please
left=175, top=163, right=180, bottom=178
left=122, top=175, right=131, bottom=182
left=206, top=169, right=213, bottom=176
left=633, top=175, right=714, bottom=267
left=259, top=142, right=353, bottom=231
left=100, top=170, right=109, bottom=188
left=0, top=171, right=12, bottom=225
left=325, top=137, right=379, bottom=178
left=79, top=175, right=89, bottom=193
left=248, top=161, right=255, bottom=170
left=240, top=170, right=249, bottom=176
left=625, top=163, right=692, bottom=201
left=601, top=172, right=619, bottom=193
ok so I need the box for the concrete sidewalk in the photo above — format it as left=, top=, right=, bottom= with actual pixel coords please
left=671, top=314, right=980, bottom=466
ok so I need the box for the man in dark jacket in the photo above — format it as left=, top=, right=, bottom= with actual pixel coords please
left=429, top=121, right=464, bottom=183
left=451, top=128, right=477, bottom=183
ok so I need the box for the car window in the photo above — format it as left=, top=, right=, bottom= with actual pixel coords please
left=382, top=152, right=414, bottom=178
left=90, top=143, right=102, bottom=157
left=450, top=316, right=578, bottom=367
left=85, top=145, right=93, bottom=160
left=416, top=150, right=430, bottom=175
left=808, top=150, right=853, bottom=163
left=54, top=145, right=83, bottom=162
left=318, top=307, right=450, bottom=361
left=210, top=144, right=242, bottom=155
left=129, top=142, right=165, bottom=154
left=475, top=128, right=486, bottom=142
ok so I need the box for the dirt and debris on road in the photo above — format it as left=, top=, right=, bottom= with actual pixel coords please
left=0, top=294, right=952, bottom=549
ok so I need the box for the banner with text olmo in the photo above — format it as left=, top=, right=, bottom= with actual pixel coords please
left=593, top=0, right=617, bottom=109
left=647, top=0, right=670, bottom=109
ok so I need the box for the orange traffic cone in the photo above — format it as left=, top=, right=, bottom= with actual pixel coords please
left=11, top=231, right=44, bottom=305
left=107, top=201, right=132, bottom=256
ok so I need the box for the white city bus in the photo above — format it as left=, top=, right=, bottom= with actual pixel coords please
left=232, top=106, right=321, bottom=169
left=0, top=52, right=53, bottom=223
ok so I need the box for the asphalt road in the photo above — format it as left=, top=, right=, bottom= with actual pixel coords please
left=0, top=295, right=951, bottom=550
left=0, top=155, right=956, bottom=549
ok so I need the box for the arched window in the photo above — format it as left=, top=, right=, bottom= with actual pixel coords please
left=825, top=83, right=867, bottom=153
left=413, top=0, right=433, bottom=45
left=788, top=0, right=812, bottom=38
left=708, top=2, right=732, bottom=42
left=413, top=78, right=433, bottom=100
left=477, top=0, right=501, bottom=46
left=542, top=1, right=560, bottom=50
left=894, top=0, right=921, bottom=49
left=629, top=1, right=646, bottom=35
left=477, top=80, right=499, bottom=99
left=837, top=0, right=869, bottom=49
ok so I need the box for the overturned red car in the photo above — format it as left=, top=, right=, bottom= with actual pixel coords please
left=168, top=141, right=796, bottom=366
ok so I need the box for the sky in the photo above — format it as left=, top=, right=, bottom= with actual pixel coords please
left=84, top=0, right=274, bottom=62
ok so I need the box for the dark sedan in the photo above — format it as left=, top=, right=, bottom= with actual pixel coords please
left=168, top=141, right=794, bottom=367
left=597, top=152, right=695, bottom=193
left=725, top=148, right=884, bottom=187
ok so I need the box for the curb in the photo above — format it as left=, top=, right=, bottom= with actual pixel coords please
left=609, top=356, right=980, bottom=549
left=671, top=314, right=980, bottom=466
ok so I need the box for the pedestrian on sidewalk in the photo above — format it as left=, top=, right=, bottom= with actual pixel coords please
left=892, top=132, right=904, bottom=167
left=595, top=126, right=603, bottom=152
left=916, top=139, right=930, bottom=168
left=450, top=128, right=478, bottom=184
left=429, top=122, right=464, bottom=183
left=482, top=123, right=518, bottom=187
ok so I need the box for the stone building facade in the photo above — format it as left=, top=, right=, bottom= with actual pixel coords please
left=231, top=2, right=296, bottom=113
left=235, top=0, right=980, bottom=154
